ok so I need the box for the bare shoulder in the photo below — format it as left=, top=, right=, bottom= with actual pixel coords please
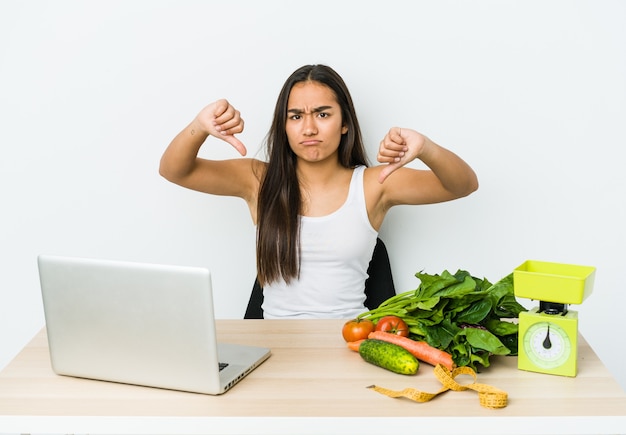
left=362, top=164, right=419, bottom=205
left=247, top=158, right=267, bottom=180
left=362, top=166, right=386, bottom=192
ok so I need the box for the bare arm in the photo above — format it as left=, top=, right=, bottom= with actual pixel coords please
left=159, top=100, right=260, bottom=200
left=372, top=127, right=479, bottom=210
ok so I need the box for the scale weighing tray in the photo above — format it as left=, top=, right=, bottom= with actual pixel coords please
left=513, top=260, right=596, bottom=305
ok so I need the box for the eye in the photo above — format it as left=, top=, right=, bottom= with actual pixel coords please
left=288, top=114, right=301, bottom=120
left=318, top=112, right=329, bottom=118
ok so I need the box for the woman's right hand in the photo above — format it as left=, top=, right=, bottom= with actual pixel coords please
left=196, top=99, right=247, bottom=156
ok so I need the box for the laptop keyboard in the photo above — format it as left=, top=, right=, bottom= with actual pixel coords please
left=218, top=362, right=229, bottom=371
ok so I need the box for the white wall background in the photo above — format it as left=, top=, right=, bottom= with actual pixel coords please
left=1, top=0, right=624, bottom=392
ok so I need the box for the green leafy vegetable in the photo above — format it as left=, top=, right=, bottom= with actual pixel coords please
left=357, top=270, right=527, bottom=370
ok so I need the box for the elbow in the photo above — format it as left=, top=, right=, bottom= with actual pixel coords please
left=159, top=157, right=196, bottom=187
left=455, top=173, right=479, bottom=199
left=466, top=175, right=479, bottom=196
left=158, top=159, right=171, bottom=181
left=158, top=157, right=179, bottom=183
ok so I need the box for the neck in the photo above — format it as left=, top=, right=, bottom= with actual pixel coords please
left=296, top=158, right=348, bottom=187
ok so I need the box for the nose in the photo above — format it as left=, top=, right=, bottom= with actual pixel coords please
left=303, top=114, right=317, bottom=136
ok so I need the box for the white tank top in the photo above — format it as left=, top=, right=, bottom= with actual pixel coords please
left=262, top=166, right=378, bottom=319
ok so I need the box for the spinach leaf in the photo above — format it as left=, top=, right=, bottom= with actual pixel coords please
left=423, top=319, right=460, bottom=349
left=483, top=318, right=519, bottom=336
left=434, top=275, right=476, bottom=298
left=485, top=273, right=527, bottom=318
left=461, top=328, right=511, bottom=356
left=470, top=350, right=492, bottom=368
left=499, top=333, right=519, bottom=355
left=415, top=270, right=459, bottom=299
left=415, top=296, right=441, bottom=311
left=454, top=298, right=493, bottom=324
left=444, top=293, right=485, bottom=316
left=494, top=294, right=527, bottom=318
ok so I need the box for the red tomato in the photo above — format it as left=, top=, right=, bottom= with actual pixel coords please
left=342, top=318, right=375, bottom=343
left=374, top=315, right=410, bottom=337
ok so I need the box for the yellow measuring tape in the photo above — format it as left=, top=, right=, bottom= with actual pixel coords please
left=367, top=364, right=508, bottom=409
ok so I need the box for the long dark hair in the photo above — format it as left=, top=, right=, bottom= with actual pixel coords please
left=256, top=64, right=369, bottom=286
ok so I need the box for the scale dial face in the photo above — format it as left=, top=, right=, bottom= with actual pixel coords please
left=523, top=321, right=571, bottom=369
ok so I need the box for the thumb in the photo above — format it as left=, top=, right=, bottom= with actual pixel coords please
left=378, top=161, right=402, bottom=184
left=223, top=134, right=247, bottom=156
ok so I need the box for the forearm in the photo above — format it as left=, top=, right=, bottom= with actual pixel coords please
left=159, top=119, right=209, bottom=183
left=419, top=138, right=479, bottom=197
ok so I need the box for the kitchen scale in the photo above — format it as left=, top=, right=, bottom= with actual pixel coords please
left=513, top=260, right=596, bottom=377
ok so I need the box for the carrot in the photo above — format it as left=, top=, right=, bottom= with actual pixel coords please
left=368, top=331, right=455, bottom=371
left=347, top=339, right=365, bottom=352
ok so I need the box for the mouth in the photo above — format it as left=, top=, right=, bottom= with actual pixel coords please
left=300, top=140, right=321, bottom=146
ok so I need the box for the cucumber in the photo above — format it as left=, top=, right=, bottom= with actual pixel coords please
left=358, top=338, right=419, bottom=375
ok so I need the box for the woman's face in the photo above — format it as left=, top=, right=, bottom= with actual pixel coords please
left=285, top=81, right=348, bottom=164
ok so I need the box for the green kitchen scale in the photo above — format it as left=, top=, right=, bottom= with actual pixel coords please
left=513, top=260, right=596, bottom=377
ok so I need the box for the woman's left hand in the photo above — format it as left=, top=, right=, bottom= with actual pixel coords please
left=376, top=127, right=427, bottom=183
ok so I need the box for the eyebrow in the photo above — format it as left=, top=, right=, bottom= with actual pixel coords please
left=287, top=105, right=334, bottom=115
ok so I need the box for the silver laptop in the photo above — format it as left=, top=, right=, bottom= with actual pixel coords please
left=37, top=255, right=271, bottom=395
